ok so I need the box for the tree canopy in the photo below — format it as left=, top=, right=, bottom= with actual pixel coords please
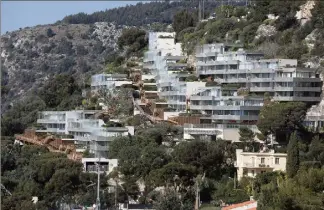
left=257, top=101, right=307, bottom=142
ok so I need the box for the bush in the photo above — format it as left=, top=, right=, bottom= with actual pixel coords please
left=282, top=43, right=308, bottom=60
left=205, top=81, right=219, bottom=87
left=46, top=28, right=56, bottom=37
left=117, top=28, right=148, bottom=56
left=126, top=61, right=138, bottom=67
left=185, top=75, right=198, bottom=82
left=76, top=45, right=88, bottom=56
left=54, top=38, right=75, bottom=55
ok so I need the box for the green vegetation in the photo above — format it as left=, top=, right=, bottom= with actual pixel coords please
left=117, top=28, right=148, bottom=57
left=239, top=127, right=256, bottom=151
left=185, top=75, right=198, bottom=82
left=171, top=0, right=324, bottom=64
left=97, top=88, right=134, bottom=120
left=1, top=74, right=83, bottom=137
left=59, top=1, right=221, bottom=26
left=38, top=74, right=82, bottom=109
left=257, top=101, right=307, bottom=143
left=286, top=131, right=300, bottom=178
left=1, top=145, right=120, bottom=209
left=3, top=0, right=324, bottom=209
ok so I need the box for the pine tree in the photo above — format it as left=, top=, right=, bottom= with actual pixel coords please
left=286, top=131, right=299, bottom=178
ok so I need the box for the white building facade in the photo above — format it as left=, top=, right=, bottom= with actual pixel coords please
left=82, top=158, right=118, bottom=174
left=182, top=43, right=322, bottom=141
left=195, top=43, right=322, bottom=102
left=91, top=74, right=132, bottom=91
left=235, top=149, right=287, bottom=180
left=37, top=110, right=134, bottom=157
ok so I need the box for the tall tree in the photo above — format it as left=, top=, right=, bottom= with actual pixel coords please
left=286, top=131, right=300, bottom=178
left=239, top=127, right=256, bottom=151
left=172, top=10, right=197, bottom=35
left=257, top=102, right=307, bottom=143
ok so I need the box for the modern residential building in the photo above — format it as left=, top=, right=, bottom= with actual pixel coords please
left=304, top=99, right=324, bottom=132
left=183, top=85, right=263, bottom=141
left=180, top=43, right=323, bottom=141
left=91, top=74, right=132, bottom=92
left=36, top=110, right=134, bottom=157
left=144, top=32, right=201, bottom=111
left=195, top=43, right=322, bottom=102
left=235, top=149, right=287, bottom=180
left=82, top=158, right=118, bottom=174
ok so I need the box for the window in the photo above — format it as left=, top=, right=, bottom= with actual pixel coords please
left=261, top=158, right=265, bottom=164
left=251, top=170, right=255, bottom=176
left=275, top=158, right=280, bottom=164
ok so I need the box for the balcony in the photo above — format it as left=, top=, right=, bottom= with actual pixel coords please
left=190, top=95, right=214, bottom=101
left=249, top=78, right=274, bottom=82
left=37, top=118, right=66, bottom=123
left=36, top=128, right=66, bottom=133
left=225, top=78, right=249, bottom=83
left=274, top=77, right=294, bottom=82
left=274, top=87, right=294, bottom=91
left=212, top=115, right=259, bottom=121
left=90, top=144, right=109, bottom=152
left=293, top=87, right=322, bottom=92
left=86, top=165, right=109, bottom=173
left=198, top=70, right=225, bottom=75
left=250, top=87, right=273, bottom=92
left=190, top=105, right=241, bottom=111
left=184, top=124, right=223, bottom=135
left=159, top=91, right=184, bottom=97
left=274, top=96, right=321, bottom=102
left=235, top=161, right=274, bottom=168
left=248, top=68, right=275, bottom=73
left=197, top=60, right=239, bottom=66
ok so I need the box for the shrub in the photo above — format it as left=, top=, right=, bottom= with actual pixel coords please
left=46, top=28, right=56, bottom=37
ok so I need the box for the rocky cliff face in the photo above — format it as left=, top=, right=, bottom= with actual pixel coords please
left=295, top=0, right=315, bottom=26
left=1, top=22, right=123, bottom=110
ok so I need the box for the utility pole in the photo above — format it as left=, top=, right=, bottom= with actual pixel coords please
left=194, top=178, right=199, bottom=210
left=115, top=179, right=118, bottom=209
left=95, top=141, right=101, bottom=210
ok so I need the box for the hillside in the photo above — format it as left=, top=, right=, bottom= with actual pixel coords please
left=2, top=0, right=324, bottom=119
left=1, top=22, right=123, bottom=111
left=0, top=1, right=228, bottom=113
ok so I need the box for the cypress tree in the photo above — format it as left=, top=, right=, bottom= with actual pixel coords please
left=286, top=131, right=299, bottom=178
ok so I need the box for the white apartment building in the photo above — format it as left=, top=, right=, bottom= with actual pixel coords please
left=91, top=74, right=132, bottom=91
left=37, top=110, right=134, bottom=157
left=235, top=149, right=287, bottom=180
left=196, top=43, right=322, bottom=102
left=181, top=43, right=322, bottom=142
left=183, top=85, right=263, bottom=141
left=144, top=32, right=205, bottom=111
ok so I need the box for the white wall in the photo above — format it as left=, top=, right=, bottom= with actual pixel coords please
left=186, top=82, right=207, bottom=96
left=236, top=149, right=287, bottom=180
left=82, top=158, right=118, bottom=174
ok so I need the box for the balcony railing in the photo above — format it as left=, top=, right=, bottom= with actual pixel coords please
left=90, top=144, right=109, bottom=151
left=238, top=163, right=274, bottom=168
left=211, top=115, right=259, bottom=121
left=36, top=128, right=66, bottom=133
left=37, top=119, right=66, bottom=123
left=274, top=96, right=321, bottom=102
